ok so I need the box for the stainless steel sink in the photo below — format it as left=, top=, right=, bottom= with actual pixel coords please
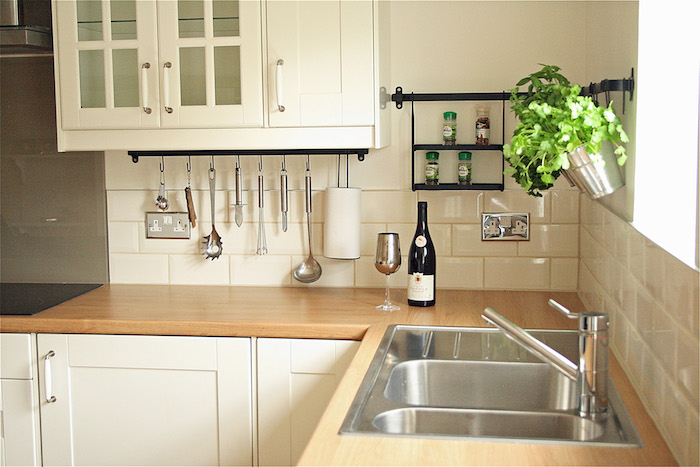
left=340, top=325, right=641, bottom=446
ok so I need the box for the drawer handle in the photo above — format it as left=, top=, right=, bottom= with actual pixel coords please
left=276, top=59, right=285, bottom=112
left=163, top=62, right=173, bottom=114
left=141, top=63, right=152, bottom=114
left=44, top=351, right=57, bottom=403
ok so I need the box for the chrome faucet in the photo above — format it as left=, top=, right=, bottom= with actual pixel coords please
left=482, top=299, right=610, bottom=418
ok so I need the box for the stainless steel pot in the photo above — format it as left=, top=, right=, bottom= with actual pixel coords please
left=563, top=145, right=624, bottom=199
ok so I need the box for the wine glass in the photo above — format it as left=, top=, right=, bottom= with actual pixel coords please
left=375, top=233, right=401, bottom=311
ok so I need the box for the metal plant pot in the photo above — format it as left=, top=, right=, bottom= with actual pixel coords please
left=562, top=146, right=624, bottom=199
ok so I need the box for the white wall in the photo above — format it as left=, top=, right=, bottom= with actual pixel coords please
left=105, top=1, right=594, bottom=288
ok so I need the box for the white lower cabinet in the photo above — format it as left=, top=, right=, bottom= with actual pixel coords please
left=0, top=334, right=41, bottom=467
left=256, top=338, right=360, bottom=466
left=36, top=334, right=253, bottom=466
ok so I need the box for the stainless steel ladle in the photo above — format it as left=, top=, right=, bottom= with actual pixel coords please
left=202, top=157, right=223, bottom=260
left=293, top=156, right=322, bottom=283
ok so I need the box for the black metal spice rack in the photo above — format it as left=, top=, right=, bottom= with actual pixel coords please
left=393, top=87, right=509, bottom=191
left=393, top=69, right=634, bottom=191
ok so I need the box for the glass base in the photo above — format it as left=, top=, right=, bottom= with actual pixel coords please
left=376, top=302, right=400, bottom=312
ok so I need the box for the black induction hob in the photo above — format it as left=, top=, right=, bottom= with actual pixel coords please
left=0, top=283, right=103, bottom=315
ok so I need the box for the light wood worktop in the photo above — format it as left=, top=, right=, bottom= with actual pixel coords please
left=0, top=285, right=677, bottom=466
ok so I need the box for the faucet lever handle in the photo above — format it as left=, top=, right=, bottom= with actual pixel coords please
left=548, top=299, right=579, bottom=319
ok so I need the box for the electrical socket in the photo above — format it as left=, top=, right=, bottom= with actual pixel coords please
left=482, top=213, right=529, bottom=241
left=146, top=212, right=191, bottom=239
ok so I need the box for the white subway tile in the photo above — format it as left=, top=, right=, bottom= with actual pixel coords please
left=652, top=308, right=676, bottom=375
left=550, top=258, right=578, bottom=291
left=626, top=328, right=644, bottom=385
left=663, top=254, right=700, bottom=335
left=518, top=224, right=578, bottom=257
left=360, top=224, right=388, bottom=256
left=417, top=191, right=482, bottom=223
left=643, top=240, right=667, bottom=305
left=108, top=222, right=139, bottom=253
left=230, top=255, right=292, bottom=286
left=664, top=384, right=691, bottom=464
left=641, top=349, right=667, bottom=421
left=550, top=190, right=579, bottom=224
left=453, top=224, right=517, bottom=257
left=676, top=329, right=699, bottom=409
left=437, top=257, right=484, bottom=289
left=290, top=255, right=355, bottom=287
left=484, top=258, right=549, bottom=290
left=610, top=313, right=629, bottom=364
left=360, top=191, right=417, bottom=223
left=635, top=289, right=654, bottom=345
left=109, top=253, right=169, bottom=284
left=107, top=191, right=158, bottom=221
left=169, top=254, right=229, bottom=285
left=484, top=191, right=550, bottom=223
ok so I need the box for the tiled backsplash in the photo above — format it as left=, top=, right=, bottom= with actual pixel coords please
left=107, top=175, right=580, bottom=290
left=578, top=196, right=699, bottom=466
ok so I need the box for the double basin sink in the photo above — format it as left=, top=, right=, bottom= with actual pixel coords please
left=340, top=325, right=641, bottom=446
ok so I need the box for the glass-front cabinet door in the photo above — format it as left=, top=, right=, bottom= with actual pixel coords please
left=55, top=0, right=160, bottom=129
left=157, top=0, right=262, bottom=127
left=55, top=0, right=263, bottom=130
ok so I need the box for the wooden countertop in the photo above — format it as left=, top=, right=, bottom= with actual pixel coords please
left=0, top=285, right=676, bottom=466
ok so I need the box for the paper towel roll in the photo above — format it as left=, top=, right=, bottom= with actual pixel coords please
left=324, top=187, right=361, bottom=260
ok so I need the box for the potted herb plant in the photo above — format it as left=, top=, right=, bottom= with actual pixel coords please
left=503, top=64, right=629, bottom=197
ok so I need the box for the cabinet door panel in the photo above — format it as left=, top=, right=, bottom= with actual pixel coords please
left=1, top=380, right=41, bottom=467
left=157, top=0, right=263, bottom=127
left=38, top=334, right=253, bottom=467
left=55, top=0, right=160, bottom=129
left=257, top=338, right=359, bottom=467
left=267, top=0, right=373, bottom=127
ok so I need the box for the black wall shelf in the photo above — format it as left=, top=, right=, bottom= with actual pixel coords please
left=397, top=87, right=507, bottom=192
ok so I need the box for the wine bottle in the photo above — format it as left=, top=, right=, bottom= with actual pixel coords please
left=407, top=201, right=436, bottom=307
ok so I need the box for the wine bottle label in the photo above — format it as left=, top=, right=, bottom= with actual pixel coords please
left=407, top=272, right=434, bottom=301
left=415, top=235, right=427, bottom=247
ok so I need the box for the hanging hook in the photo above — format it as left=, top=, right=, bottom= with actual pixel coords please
left=282, top=154, right=287, bottom=171
left=209, top=155, right=215, bottom=171
left=159, top=155, right=165, bottom=173
left=306, top=154, right=310, bottom=171
left=346, top=153, right=349, bottom=188
left=337, top=154, right=341, bottom=188
left=236, top=154, right=241, bottom=169
left=186, top=155, right=192, bottom=185
left=258, top=155, right=263, bottom=173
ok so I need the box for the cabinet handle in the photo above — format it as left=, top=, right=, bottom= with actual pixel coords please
left=276, top=59, right=285, bottom=112
left=163, top=62, right=173, bottom=114
left=141, top=63, right=152, bottom=114
left=44, top=351, right=57, bottom=403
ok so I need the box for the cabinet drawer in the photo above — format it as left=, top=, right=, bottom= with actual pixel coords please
left=0, top=334, right=34, bottom=379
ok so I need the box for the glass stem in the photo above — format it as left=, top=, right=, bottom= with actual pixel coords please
left=384, top=274, right=391, bottom=305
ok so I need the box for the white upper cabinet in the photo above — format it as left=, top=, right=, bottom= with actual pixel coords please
left=52, top=0, right=390, bottom=150
left=54, top=0, right=263, bottom=130
left=266, top=1, right=374, bottom=128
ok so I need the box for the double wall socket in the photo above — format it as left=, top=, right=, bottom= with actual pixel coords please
left=482, top=212, right=529, bottom=241
left=146, top=212, right=190, bottom=239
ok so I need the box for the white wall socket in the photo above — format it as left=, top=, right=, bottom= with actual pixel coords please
left=481, top=212, right=530, bottom=241
left=146, top=212, right=191, bottom=239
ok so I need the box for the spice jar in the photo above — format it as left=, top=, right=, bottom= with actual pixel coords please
left=425, top=151, right=439, bottom=185
left=443, top=111, right=457, bottom=145
left=458, top=152, right=472, bottom=185
left=476, top=106, right=490, bottom=145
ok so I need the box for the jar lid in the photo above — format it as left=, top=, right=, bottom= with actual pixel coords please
left=443, top=111, right=457, bottom=119
left=426, top=151, right=439, bottom=160
left=458, top=151, right=472, bottom=160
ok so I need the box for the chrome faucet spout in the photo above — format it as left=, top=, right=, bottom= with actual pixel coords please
left=482, top=301, right=610, bottom=418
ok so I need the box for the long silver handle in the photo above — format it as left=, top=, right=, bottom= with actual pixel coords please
left=209, top=168, right=216, bottom=224
left=276, top=59, right=285, bottom=112
left=163, top=62, right=173, bottom=113
left=280, top=169, right=288, bottom=231
left=305, top=170, right=312, bottom=214
left=44, top=351, right=57, bottom=403
left=141, top=63, right=152, bottom=114
left=548, top=299, right=578, bottom=318
left=235, top=166, right=243, bottom=205
left=482, top=307, right=578, bottom=381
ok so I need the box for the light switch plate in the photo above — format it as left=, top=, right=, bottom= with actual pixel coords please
left=146, top=212, right=190, bottom=239
left=482, top=212, right=529, bottom=241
